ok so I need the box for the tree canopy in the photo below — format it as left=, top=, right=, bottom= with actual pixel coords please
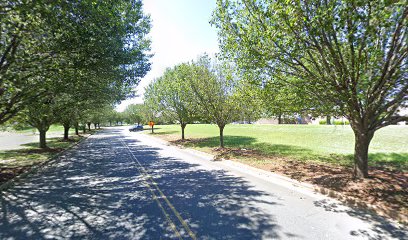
left=1, top=0, right=152, bottom=147
left=212, top=0, right=408, bottom=177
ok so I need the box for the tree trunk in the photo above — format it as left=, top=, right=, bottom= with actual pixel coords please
left=94, top=123, right=97, bottom=129
left=39, top=129, right=47, bottom=148
left=74, top=122, right=79, bottom=135
left=181, top=123, right=187, bottom=140
left=87, top=122, right=91, bottom=131
left=219, top=125, right=225, bottom=148
left=109, top=121, right=112, bottom=126
left=278, top=114, right=282, bottom=124
left=83, top=124, right=86, bottom=134
left=63, top=124, right=70, bottom=140
left=326, top=115, right=331, bottom=125
left=353, top=130, right=374, bottom=178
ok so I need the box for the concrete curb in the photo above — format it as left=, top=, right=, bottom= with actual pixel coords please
left=0, top=134, right=92, bottom=192
left=143, top=133, right=407, bottom=225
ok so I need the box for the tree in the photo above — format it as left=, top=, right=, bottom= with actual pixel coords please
left=145, top=64, right=199, bottom=140
left=188, top=55, right=241, bottom=148
left=0, top=1, right=55, bottom=124
left=124, top=104, right=144, bottom=126
left=1, top=0, right=152, bottom=128
left=25, top=93, right=56, bottom=148
left=213, top=0, right=408, bottom=178
left=230, top=74, right=263, bottom=124
left=2, top=0, right=152, bottom=148
left=143, top=83, right=161, bottom=133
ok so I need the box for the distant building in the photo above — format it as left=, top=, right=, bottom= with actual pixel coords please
left=255, top=115, right=349, bottom=125
left=255, top=118, right=279, bottom=124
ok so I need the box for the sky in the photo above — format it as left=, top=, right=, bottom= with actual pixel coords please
left=116, top=0, right=219, bottom=111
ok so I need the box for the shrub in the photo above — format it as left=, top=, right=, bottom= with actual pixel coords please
left=319, top=119, right=349, bottom=125
left=333, top=120, right=349, bottom=125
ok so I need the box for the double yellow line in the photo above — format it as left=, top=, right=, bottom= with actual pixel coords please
left=120, top=139, right=197, bottom=240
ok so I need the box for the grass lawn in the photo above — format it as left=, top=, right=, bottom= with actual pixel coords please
left=4, top=124, right=77, bottom=134
left=0, top=137, right=81, bottom=167
left=0, top=135, right=85, bottom=184
left=149, top=124, right=408, bottom=171
left=149, top=124, right=408, bottom=221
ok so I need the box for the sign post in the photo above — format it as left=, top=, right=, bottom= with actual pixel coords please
left=148, top=121, right=155, bottom=133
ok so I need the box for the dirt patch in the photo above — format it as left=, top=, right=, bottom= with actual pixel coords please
left=170, top=138, right=206, bottom=145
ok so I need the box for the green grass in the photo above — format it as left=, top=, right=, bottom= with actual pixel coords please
left=0, top=136, right=82, bottom=169
left=10, top=124, right=76, bottom=134
left=149, top=124, right=408, bottom=170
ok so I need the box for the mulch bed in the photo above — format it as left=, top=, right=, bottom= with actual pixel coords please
left=0, top=167, right=30, bottom=184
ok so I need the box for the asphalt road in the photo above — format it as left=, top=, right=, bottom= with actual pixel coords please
left=0, top=127, right=406, bottom=239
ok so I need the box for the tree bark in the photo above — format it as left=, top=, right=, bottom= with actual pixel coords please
left=39, top=129, right=47, bottom=148
left=219, top=124, right=225, bottom=148
left=83, top=124, right=86, bottom=134
left=353, top=130, right=374, bottom=178
left=278, top=114, right=282, bottom=124
left=87, top=122, right=91, bottom=131
left=74, top=122, right=79, bottom=135
left=326, top=115, right=331, bottom=125
left=63, top=124, right=70, bottom=140
left=181, top=123, right=187, bottom=140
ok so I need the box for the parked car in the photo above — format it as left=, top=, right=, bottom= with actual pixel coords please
left=129, top=125, right=143, bottom=132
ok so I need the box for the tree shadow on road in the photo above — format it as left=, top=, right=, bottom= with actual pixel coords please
left=0, top=129, right=404, bottom=239
left=313, top=199, right=407, bottom=239
left=168, top=135, right=407, bottom=238
left=0, top=136, right=84, bottom=183
left=122, top=139, right=286, bottom=239
left=0, top=130, right=287, bottom=239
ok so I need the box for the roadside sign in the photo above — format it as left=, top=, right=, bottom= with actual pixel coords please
left=148, top=121, right=155, bottom=133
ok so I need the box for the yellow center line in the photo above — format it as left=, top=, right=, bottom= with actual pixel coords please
left=141, top=176, right=183, bottom=240
left=120, top=139, right=197, bottom=240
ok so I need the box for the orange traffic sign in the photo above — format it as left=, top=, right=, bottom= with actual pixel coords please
left=148, top=121, right=155, bottom=127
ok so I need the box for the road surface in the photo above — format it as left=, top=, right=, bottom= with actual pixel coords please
left=0, top=127, right=406, bottom=239
left=0, top=131, right=66, bottom=150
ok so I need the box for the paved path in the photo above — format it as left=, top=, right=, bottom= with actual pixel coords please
left=0, top=127, right=406, bottom=239
left=0, top=131, right=65, bottom=150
